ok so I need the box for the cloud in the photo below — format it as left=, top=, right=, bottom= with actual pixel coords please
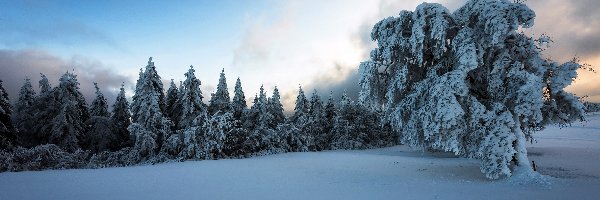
left=526, top=0, right=600, bottom=61
left=0, top=49, right=134, bottom=106
left=232, top=3, right=295, bottom=67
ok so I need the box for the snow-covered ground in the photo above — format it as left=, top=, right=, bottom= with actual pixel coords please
left=2, top=115, right=600, bottom=200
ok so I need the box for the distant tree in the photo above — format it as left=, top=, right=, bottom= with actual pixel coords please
left=359, top=0, right=585, bottom=179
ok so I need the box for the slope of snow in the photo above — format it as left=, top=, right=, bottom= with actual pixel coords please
left=1, top=114, right=600, bottom=200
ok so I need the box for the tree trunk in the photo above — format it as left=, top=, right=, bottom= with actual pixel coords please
left=513, top=116, right=533, bottom=174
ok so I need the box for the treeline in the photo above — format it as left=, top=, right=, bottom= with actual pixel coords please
left=0, top=57, right=396, bottom=172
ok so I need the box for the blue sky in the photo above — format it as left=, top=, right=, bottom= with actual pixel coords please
left=1, top=0, right=599, bottom=110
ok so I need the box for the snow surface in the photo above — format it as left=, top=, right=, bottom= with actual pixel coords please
left=2, top=114, right=600, bottom=200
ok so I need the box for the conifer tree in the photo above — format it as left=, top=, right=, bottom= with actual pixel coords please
left=89, top=82, right=110, bottom=117
left=231, top=77, right=247, bottom=120
left=111, top=84, right=131, bottom=148
left=30, top=73, right=58, bottom=146
left=39, top=73, right=51, bottom=94
left=267, top=86, right=285, bottom=128
left=165, top=79, right=179, bottom=121
left=173, top=65, right=206, bottom=129
left=0, top=80, right=17, bottom=149
left=128, top=58, right=172, bottom=157
left=292, top=86, right=309, bottom=123
left=49, top=72, right=89, bottom=152
left=12, top=77, right=36, bottom=145
left=209, top=69, right=231, bottom=115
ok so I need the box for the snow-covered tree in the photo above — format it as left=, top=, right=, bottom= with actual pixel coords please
left=38, top=73, right=51, bottom=94
left=292, top=86, right=310, bottom=123
left=129, top=58, right=172, bottom=158
left=29, top=73, right=58, bottom=146
left=209, top=69, right=231, bottom=115
left=83, top=82, right=114, bottom=152
left=0, top=80, right=17, bottom=149
left=111, top=84, right=131, bottom=149
left=12, top=77, right=36, bottom=146
left=359, top=0, right=585, bottom=179
left=89, top=83, right=110, bottom=117
left=173, top=65, right=206, bottom=129
left=267, top=86, right=285, bottom=128
left=231, top=77, right=247, bottom=120
left=165, top=79, right=179, bottom=121
left=131, top=57, right=166, bottom=123
left=203, top=112, right=233, bottom=159
left=49, top=72, right=89, bottom=152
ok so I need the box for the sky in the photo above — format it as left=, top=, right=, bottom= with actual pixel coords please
left=0, top=0, right=599, bottom=111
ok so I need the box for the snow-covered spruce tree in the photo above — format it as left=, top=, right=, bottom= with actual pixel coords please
left=222, top=77, right=249, bottom=157
left=291, top=86, right=310, bottom=123
left=267, top=86, right=285, bottom=129
left=129, top=58, right=172, bottom=158
left=49, top=72, right=89, bottom=152
left=359, top=0, right=585, bottom=179
left=307, top=90, right=326, bottom=151
left=39, top=73, right=52, bottom=94
left=286, top=86, right=312, bottom=152
left=29, top=73, right=57, bottom=146
left=173, top=65, right=206, bottom=130
left=0, top=80, right=17, bottom=149
left=173, top=66, right=207, bottom=159
left=203, top=111, right=233, bottom=159
left=331, top=91, right=359, bottom=149
left=322, top=92, right=337, bottom=149
left=83, top=82, right=116, bottom=152
left=244, top=85, right=275, bottom=154
left=165, top=79, right=179, bottom=122
left=111, top=84, right=131, bottom=149
left=12, top=77, right=36, bottom=146
left=89, top=82, right=110, bottom=117
left=208, top=69, right=231, bottom=115
left=231, top=77, right=247, bottom=120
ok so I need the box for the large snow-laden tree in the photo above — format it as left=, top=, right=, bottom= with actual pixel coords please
left=359, top=0, right=585, bottom=179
